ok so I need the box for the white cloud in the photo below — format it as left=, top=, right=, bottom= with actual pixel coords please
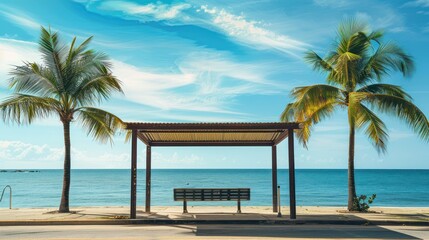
left=0, top=38, right=39, bottom=63
left=404, top=0, right=429, bottom=7
left=0, top=5, right=104, bottom=43
left=0, top=10, right=40, bottom=30
left=72, top=150, right=129, bottom=169
left=388, top=129, right=415, bottom=141
left=113, top=50, right=284, bottom=114
left=111, top=59, right=227, bottom=113
left=178, top=51, right=282, bottom=88
left=0, top=140, right=131, bottom=169
left=113, top=106, right=251, bottom=122
left=80, top=1, right=308, bottom=57
left=153, top=152, right=200, bottom=166
left=355, top=10, right=406, bottom=33
left=0, top=141, right=63, bottom=162
left=199, top=6, right=308, bottom=57
left=99, top=1, right=191, bottom=21
left=0, top=38, right=40, bottom=88
left=417, top=10, right=429, bottom=14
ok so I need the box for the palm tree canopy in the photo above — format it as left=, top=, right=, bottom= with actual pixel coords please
left=282, top=19, right=429, bottom=152
left=0, top=26, right=124, bottom=143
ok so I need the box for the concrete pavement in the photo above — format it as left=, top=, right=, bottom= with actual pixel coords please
left=1, top=224, right=428, bottom=239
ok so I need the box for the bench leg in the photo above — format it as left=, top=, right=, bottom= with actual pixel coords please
left=237, top=200, right=241, bottom=214
left=183, top=200, right=188, bottom=214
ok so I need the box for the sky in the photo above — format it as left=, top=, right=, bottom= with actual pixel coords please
left=0, top=0, right=428, bottom=169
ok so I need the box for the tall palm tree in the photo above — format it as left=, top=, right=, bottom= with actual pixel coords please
left=281, top=19, right=429, bottom=211
left=0, top=27, right=124, bottom=213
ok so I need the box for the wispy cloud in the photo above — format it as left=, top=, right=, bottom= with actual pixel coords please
left=99, top=1, right=191, bottom=21
left=0, top=9, right=40, bottom=30
left=77, top=1, right=309, bottom=57
left=403, top=0, right=429, bottom=7
left=111, top=59, right=225, bottom=113
left=112, top=50, right=283, bottom=113
left=417, top=10, right=429, bottom=14
left=0, top=5, right=106, bottom=44
left=355, top=9, right=406, bottom=33
left=198, top=5, right=309, bottom=57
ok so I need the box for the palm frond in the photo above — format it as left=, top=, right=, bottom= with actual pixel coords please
left=71, top=65, right=123, bottom=106
left=0, top=94, right=59, bottom=124
left=282, top=85, right=341, bottom=147
left=55, top=34, right=118, bottom=104
left=337, top=18, right=368, bottom=54
left=9, top=62, right=59, bottom=96
left=280, top=103, right=295, bottom=122
left=304, top=51, right=334, bottom=73
left=291, top=84, right=345, bottom=110
left=367, top=29, right=384, bottom=44
left=360, top=42, right=414, bottom=84
left=76, top=107, right=124, bottom=143
left=379, top=42, right=414, bottom=77
left=357, top=84, right=411, bottom=100
left=364, top=94, right=429, bottom=141
left=295, top=100, right=338, bottom=147
left=63, top=37, right=112, bottom=94
left=345, top=32, right=370, bottom=57
left=65, top=36, right=93, bottom=66
left=348, top=91, right=370, bottom=125
left=124, top=130, right=133, bottom=143
left=355, top=103, right=388, bottom=153
left=39, top=26, right=67, bottom=92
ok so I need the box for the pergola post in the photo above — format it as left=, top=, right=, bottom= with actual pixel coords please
left=145, top=145, right=152, bottom=213
left=272, top=145, right=278, bottom=212
left=130, top=129, right=137, bottom=219
left=288, top=129, right=296, bottom=219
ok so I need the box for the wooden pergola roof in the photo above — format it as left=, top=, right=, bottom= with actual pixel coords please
left=125, top=122, right=301, bottom=146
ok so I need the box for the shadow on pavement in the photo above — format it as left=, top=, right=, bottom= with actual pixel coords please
left=195, top=224, right=419, bottom=239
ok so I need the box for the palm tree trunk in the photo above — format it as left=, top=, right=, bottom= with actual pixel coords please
left=59, top=120, right=71, bottom=213
left=347, top=122, right=357, bottom=211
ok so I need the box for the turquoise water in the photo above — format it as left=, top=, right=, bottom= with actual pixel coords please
left=0, top=169, right=428, bottom=208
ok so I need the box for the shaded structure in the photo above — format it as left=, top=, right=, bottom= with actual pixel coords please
left=124, top=122, right=301, bottom=219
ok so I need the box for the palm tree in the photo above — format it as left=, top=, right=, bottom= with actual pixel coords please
left=281, top=19, right=429, bottom=211
left=0, top=27, right=124, bottom=213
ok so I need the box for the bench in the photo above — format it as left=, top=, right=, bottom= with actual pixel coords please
left=174, top=188, right=250, bottom=213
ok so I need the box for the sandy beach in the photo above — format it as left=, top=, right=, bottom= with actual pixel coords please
left=1, top=206, right=428, bottom=223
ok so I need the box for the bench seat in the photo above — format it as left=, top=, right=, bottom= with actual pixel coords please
left=174, top=188, right=250, bottom=213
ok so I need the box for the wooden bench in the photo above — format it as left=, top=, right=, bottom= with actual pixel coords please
left=174, top=188, right=250, bottom=213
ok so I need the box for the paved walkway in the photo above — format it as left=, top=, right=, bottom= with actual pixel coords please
left=0, top=206, right=428, bottom=226
left=2, top=224, right=429, bottom=239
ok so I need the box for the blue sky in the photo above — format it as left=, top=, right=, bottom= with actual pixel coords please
left=0, top=0, right=428, bottom=169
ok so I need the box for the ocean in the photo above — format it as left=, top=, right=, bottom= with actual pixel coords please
left=0, top=169, right=428, bottom=208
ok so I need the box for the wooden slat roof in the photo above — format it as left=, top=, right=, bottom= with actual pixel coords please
left=125, top=122, right=300, bottom=147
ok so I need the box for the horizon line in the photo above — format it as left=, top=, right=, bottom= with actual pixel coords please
left=1, top=168, right=428, bottom=170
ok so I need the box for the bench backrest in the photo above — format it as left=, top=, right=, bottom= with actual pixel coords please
left=174, top=188, right=250, bottom=201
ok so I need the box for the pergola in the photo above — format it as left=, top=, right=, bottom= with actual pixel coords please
left=125, top=122, right=301, bottom=219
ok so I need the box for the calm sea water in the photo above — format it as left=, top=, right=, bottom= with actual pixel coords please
left=0, top=169, right=428, bottom=208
